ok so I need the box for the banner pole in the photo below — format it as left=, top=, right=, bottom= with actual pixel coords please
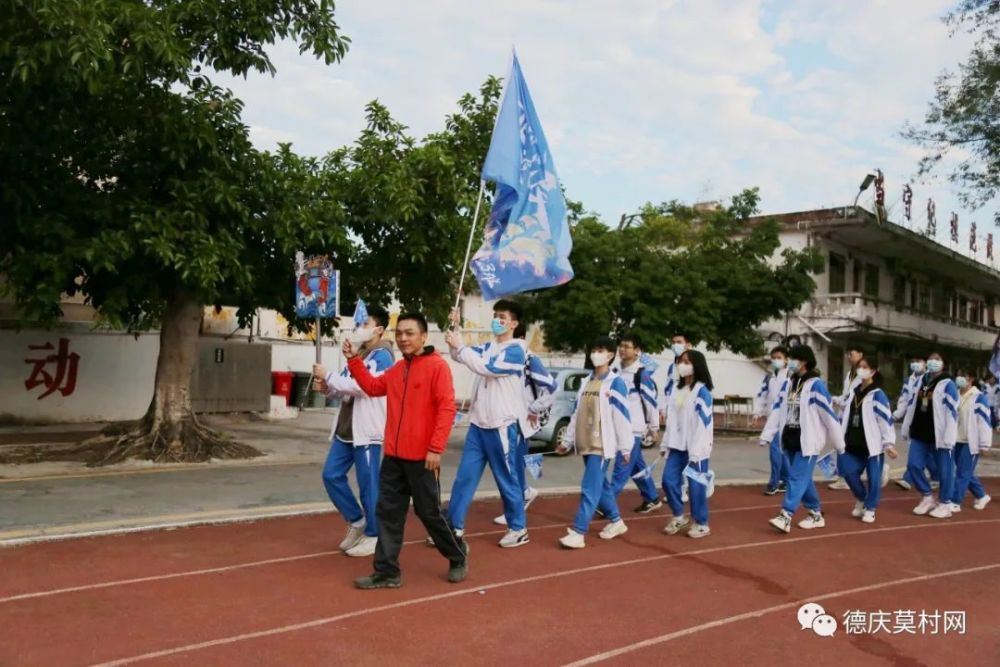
left=452, top=179, right=488, bottom=318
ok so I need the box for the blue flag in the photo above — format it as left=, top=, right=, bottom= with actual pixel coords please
left=471, top=51, right=573, bottom=300
left=524, top=453, right=544, bottom=480
left=990, top=331, right=1000, bottom=379
left=353, top=299, right=369, bottom=328
left=816, top=452, right=837, bottom=480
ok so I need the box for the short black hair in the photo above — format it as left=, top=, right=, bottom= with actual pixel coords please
left=789, top=344, right=818, bottom=372
left=672, top=333, right=690, bottom=343
left=591, top=336, right=617, bottom=354
left=493, top=299, right=525, bottom=338
left=619, top=332, right=643, bottom=349
left=679, top=349, right=714, bottom=391
left=909, top=352, right=926, bottom=360
left=396, top=311, right=428, bottom=333
left=847, top=344, right=865, bottom=356
left=770, top=345, right=788, bottom=357
left=368, top=304, right=390, bottom=330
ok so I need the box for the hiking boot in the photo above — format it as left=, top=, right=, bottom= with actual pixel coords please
left=447, top=560, right=468, bottom=583
left=355, top=573, right=401, bottom=590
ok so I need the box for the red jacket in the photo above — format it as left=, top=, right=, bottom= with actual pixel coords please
left=347, top=347, right=456, bottom=461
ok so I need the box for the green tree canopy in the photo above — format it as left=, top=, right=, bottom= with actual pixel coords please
left=530, top=189, right=823, bottom=356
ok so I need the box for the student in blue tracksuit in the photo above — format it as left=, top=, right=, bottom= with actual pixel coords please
left=754, top=346, right=790, bottom=496
left=659, top=333, right=692, bottom=426
left=828, top=345, right=866, bottom=491
left=838, top=357, right=898, bottom=524
left=493, top=343, right=557, bottom=526
left=660, top=350, right=715, bottom=538
left=761, top=345, right=845, bottom=534
left=893, top=355, right=940, bottom=490
left=558, top=337, right=633, bottom=549
left=611, top=333, right=662, bottom=514
left=313, top=305, right=395, bottom=557
left=949, top=368, right=993, bottom=512
left=900, top=351, right=959, bottom=518
left=444, top=299, right=530, bottom=548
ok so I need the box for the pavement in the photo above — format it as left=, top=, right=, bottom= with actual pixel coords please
left=1, top=410, right=997, bottom=546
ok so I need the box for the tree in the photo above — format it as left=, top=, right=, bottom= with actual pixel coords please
left=1, top=1, right=351, bottom=463
left=906, top=0, right=1000, bottom=222
left=530, top=189, right=823, bottom=355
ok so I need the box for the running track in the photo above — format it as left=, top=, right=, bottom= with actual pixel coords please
left=1, top=482, right=998, bottom=666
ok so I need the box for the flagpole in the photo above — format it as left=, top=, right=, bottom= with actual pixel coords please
left=452, top=178, right=487, bottom=316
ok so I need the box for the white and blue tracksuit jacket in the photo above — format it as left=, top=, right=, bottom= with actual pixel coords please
left=834, top=369, right=862, bottom=411
left=521, top=353, right=557, bottom=439
left=761, top=376, right=846, bottom=456
left=661, top=381, right=714, bottom=463
left=839, top=388, right=897, bottom=457
left=961, top=389, right=993, bottom=455
left=753, top=368, right=789, bottom=419
left=659, top=360, right=677, bottom=422
left=564, top=372, right=633, bottom=460
left=323, top=345, right=394, bottom=445
left=899, top=374, right=959, bottom=449
left=616, top=361, right=658, bottom=435
left=893, top=372, right=925, bottom=421
left=452, top=338, right=527, bottom=430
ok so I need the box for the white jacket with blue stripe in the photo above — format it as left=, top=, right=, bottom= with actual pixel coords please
left=323, top=344, right=394, bottom=445
left=893, top=372, right=924, bottom=421
left=899, top=374, right=959, bottom=449
left=564, top=372, right=633, bottom=460
left=839, top=387, right=897, bottom=457
left=662, top=381, right=714, bottom=463
left=960, top=389, right=993, bottom=455
left=753, top=368, right=789, bottom=419
left=761, top=376, right=846, bottom=457
left=453, top=338, right=527, bottom=430
left=521, top=353, right=557, bottom=439
left=616, top=361, right=658, bottom=435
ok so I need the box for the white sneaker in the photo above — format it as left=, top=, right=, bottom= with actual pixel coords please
left=828, top=478, right=849, bottom=490
left=687, top=524, right=711, bottom=539
left=492, top=514, right=508, bottom=526
left=912, top=495, right=937, bottom=516
left=345, top=535, right=377, bottom=557
left=559, top=529, right=586, bottom=549
left=499, top=528, right=530, bottom=548
left=851, top=501, right=865, bottom=518
left=929, top=503, right=953, bottom=519
left=798, top=511, right=826, bottom=530
left=973, top=495, right=992, bottom=511
left=599, top=519, right=628, bottom=540
left=949, top=502, right=961, bottom=513
left=524, top=486, right=539, bottom=509
left=861, top=510, right=876, bottom=524
left=339, top=520, right=366, bottom=551
left=894, top=478, right=912, bottom=491
left=663, top=515, right=691, bottom=535
left=769, top=511, right=792, bottom=534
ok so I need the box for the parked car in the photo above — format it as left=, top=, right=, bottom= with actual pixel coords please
left=528, top=367, right=590, bottom=451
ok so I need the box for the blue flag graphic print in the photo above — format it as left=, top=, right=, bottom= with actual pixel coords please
left=353, top=299, right=369, bottom=328
left=471, top=52, right=574, bottom=300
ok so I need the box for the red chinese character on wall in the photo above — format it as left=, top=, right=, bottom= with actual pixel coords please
left=24, top=338, right=80, bottom=400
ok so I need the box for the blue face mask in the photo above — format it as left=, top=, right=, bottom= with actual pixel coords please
left=956, top=377, right=968, bottom=389
left=926, top=359, right=944, bottom=373
left=491, top=319, right=507, bottom=336
left=787, top=359, right=801, bottom=372
left=671, top=343, right=685, bottom=356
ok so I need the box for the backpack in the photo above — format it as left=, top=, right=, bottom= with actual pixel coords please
left=524, top=355, right=551, bottom=427
left=633, top=367, right=658, bottom=423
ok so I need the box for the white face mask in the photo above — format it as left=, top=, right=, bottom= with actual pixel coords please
left=671, top=343, right=686, bottom=356
left=787, top=359, right=801, bottom=372
left=770, top=358, right=786, bottom=371
left=352, top=327, right=378, bottom=345
left=677, top=362, right=694, bottom=378
left=590, top=352, right=612, bottom=368
left=956, top=377, right=968, bottom=389
left=926, top=359, right=944, bottom=373
left=910, top=362, right=925, bottom=373
left=856, top=368, right=873, bottom=381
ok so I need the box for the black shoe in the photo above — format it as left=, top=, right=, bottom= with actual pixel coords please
left=448, top=560, right=468, bottom=583
left=763, top=485, right=779, bottom=496
left=776, top=481, right=787, bottom=493
left=355, top=573, right=401, bottom=590
left=633, top=499, right=663, bottom=514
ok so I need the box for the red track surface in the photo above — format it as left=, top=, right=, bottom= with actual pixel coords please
left=2, top=482, right=999, bottom=666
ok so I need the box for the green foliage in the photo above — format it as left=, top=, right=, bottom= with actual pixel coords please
left=1, top=0, right=352, bottom=331
left=530, top=189, right=824, bottom=356
left=906, top=0, right=1000, bottom=221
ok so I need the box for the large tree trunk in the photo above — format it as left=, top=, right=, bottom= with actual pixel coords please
left=91, top=295, right=263, bottom=465
left=0, top=295, right=263, bottom=466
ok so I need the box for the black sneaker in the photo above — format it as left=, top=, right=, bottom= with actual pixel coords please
left=355, top=573, right=401, bottom=590
left=763, top=485, right=779, bottom=496
left=776, top=481, right=787, bottom=493
left=448, top=560, right=468, bottom=583
left=634, top=499, right=663, bottom=514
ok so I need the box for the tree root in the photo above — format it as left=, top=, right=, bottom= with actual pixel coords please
left=0, top=417, right=262, bottom=467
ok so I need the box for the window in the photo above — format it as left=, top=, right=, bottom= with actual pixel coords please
left=829, top=253, right=846, bottom=293
left=864, top=264, right=880, bottom=298
left=852, top=263, right=863, bottom=294
left=932, top=285, right=950, bottom=317
left=892, top=275, right=906, bottom=308
left=918, top=284, right=931, bottom=312
left=959, top=295, right=969, bottom=321
left=970, top=300, right=983, bottom=325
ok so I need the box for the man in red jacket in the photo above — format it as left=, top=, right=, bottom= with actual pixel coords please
left=345, top=312, right=468, bottom=589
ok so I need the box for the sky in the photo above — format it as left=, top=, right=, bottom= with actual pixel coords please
left=216, top=0, right=997, bottom=263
